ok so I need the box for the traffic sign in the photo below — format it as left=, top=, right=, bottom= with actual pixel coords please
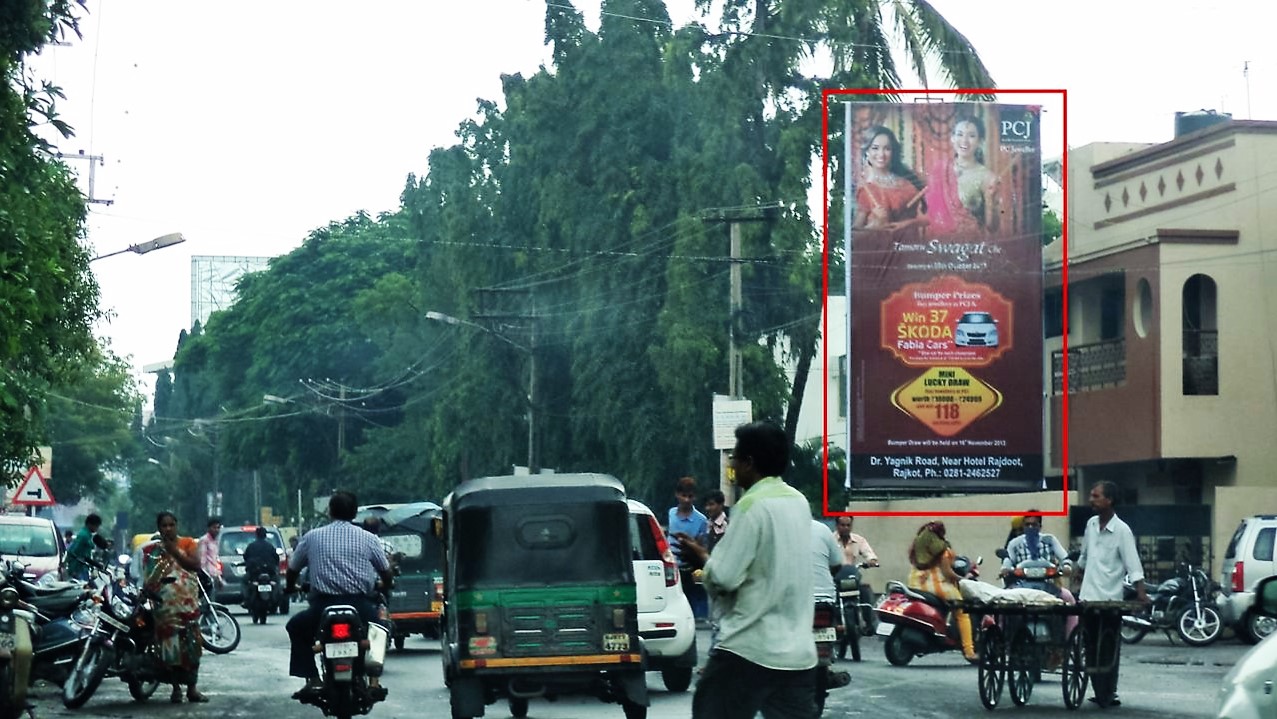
left=12, top=467, right=55, bottom=506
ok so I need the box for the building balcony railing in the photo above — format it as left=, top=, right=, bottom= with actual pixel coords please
left=1052, top=338, right=1126, bottom=394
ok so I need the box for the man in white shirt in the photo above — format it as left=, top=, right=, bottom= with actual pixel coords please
left=1077, top=481, right=1148, bottom=708
left=675, top=421, right=818, bottom=719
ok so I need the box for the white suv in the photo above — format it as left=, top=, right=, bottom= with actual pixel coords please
left=1219, top=514, right=1277, bottom=644
left=628, top=499, right=697, bottom=692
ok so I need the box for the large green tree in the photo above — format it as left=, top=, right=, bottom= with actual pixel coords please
left=0, top=0, right=101, bottom=477
left=160, top=0, right=994, bottom=513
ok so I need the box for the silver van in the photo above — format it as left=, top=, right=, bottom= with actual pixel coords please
left=1219, top=515, right=1277, bottom=644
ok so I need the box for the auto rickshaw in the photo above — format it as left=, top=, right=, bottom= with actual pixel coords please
left=439, top=473, right=648, bottom=719
left=379, top=501, right=445, bottom=650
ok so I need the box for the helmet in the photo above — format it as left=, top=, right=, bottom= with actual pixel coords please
left=1010, top=516, right=1024, bottom=532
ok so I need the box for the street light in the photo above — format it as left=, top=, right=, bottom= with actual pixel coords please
left=91, top=232, right=186, bottom=262
left=425, top=310, right=539, bottom=473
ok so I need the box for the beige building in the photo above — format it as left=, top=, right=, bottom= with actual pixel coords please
left=1045, top=116, right=1277, bottom=579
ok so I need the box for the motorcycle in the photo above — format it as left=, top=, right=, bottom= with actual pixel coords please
left=812, top=601, right=850, bottom=715
left=196, top=571, right=241, bottom=654
left=1121, top=561, right=1221, bottom=646
left=243, top=563, right=281, bottom=626
left=875, top=555, right=986, bottom=666
left=295, top=603, right=389, bottom=719
left=0, top=561, right=38, bottom=719
left=834, top=564, right=877, bottom=662
left=61, top=568, right=170, bottom=708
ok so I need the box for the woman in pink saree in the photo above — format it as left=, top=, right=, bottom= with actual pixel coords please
left=925, top=115, right=1000, bottom=236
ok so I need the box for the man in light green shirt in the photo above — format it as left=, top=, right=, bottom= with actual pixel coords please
left=676, top=421, right=818, bottom=719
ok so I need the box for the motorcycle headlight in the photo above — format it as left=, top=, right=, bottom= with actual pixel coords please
left=110, top=593, right=134, bottom=618
left=0, top=587, right=18, bottom=610
left=35, top=572, right=58, bottom=588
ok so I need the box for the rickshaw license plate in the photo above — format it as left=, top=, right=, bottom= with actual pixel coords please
left=875, top=622, right=894, bottom=637
left=325, top=642, right=358, bottom=658
left=257, top=584, right=273, bottom=593
left=812, top=627, right=837, bottom=642
left=0, top=632, right=13, bottom=650
left=602, top=633, right=630, bottom=651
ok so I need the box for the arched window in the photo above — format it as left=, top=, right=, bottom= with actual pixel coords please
left=1182, top=274, right=1217, bottom=395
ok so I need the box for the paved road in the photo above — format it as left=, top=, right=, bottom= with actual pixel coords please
left=23, top=609, right=1243, bottom=718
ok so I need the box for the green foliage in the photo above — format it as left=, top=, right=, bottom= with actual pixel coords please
left=43, top=344, right=142, bottom=502
left=155, top=0, right=993, bottom=517
left=0, top=0, right=99, bottom=478
left=1043, top=208, right=1062, bottom=246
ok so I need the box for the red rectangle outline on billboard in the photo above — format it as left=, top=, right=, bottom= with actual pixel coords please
left=822, top=87, right=1068, bottom=518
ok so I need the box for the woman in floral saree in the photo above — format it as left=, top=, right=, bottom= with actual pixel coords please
left=142, top=512, right=209, bottom=703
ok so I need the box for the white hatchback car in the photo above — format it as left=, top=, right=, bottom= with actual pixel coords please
left=628, top=499, right=697, bottom=692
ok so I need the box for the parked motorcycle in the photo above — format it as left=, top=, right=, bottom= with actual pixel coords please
left=0, top=561, right=38, bottom=719
left=243, top=563, right=280, bottom=626
left=295, top=603, right=389, bottom=719
left=1121, top=562, right=1221, bottom=646
left=875, top=555, right=986, bottom=666
left=834, top=564, right=876, bottom=662
left=61, top=570, right=170, bottom=708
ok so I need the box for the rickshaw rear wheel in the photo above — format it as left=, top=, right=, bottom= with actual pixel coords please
left=508, top=697, right=528, bottom=718
left=621, top=699, right=646, bottom=719
left=394, top=635, right=406, bottom=651
left=1007, top=626, right=1035, bottom=706
left=977, top=626, right=1005, bottom=710
left=1061, top=626, right=1088, bottom=709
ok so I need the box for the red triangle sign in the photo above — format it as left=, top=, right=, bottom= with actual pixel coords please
left=12, top=467, right=55, bottom=506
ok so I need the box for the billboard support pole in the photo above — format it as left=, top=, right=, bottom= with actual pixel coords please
left=844, top=101, right=854, bottom=493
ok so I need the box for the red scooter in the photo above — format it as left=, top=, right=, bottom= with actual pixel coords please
left=874, top=556, right=986, bottom=666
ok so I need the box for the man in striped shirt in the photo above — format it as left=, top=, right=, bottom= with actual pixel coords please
left=286, top=491, right=394, bottom=699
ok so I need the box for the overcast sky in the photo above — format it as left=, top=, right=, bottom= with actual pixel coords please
left=28, top=0, right=1277, bottom=395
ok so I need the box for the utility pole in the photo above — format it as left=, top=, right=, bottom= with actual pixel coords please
left=473, top=287, right=541, bottom=474
left=702, top=205, right=777, bottom=504
left=54, top=151, right=114, bottom=205
left=701, top=206, right=776, bottom=400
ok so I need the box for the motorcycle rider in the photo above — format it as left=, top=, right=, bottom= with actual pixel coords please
left=286, top=491, right=394, bottom=701
left=832, top=516, right=879, bottom=629
left=1000, top=511, right=1078, bottom=639
left=241, top=527, right=280, bottom=604
left=907, top=521, right=976, bottom=662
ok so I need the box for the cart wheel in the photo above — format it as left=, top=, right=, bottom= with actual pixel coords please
left=1061, top=626, right=1088, bottom=710
left=977, top=626, right=1005, bottom=710
left=1007, top=625, right=1035, bottom=707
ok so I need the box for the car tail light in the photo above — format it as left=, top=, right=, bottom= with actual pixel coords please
left=646, top=515, right=678, bottom=587
left=1231, top=561, right=1245, bottom=592
left=329, top=623, right=352, bottom=640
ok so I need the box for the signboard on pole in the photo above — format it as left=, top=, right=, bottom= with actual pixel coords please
left=846, top=102, right=1043, bottom=491
left=12, top=466, right=55, bottom=506
left=712, top=396, right=753, bottom=450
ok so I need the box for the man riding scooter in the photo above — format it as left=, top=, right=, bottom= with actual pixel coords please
left=999, top=512, right=1078, bottom=654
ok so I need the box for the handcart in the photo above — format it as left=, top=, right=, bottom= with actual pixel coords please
left=956, top=599, right=1141, bottom=711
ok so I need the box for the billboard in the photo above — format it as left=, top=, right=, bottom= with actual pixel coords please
left=847, top=102, right=1043, bottom=491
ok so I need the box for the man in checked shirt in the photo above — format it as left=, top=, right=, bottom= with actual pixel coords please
left=286, top=491, right=395, bottom=700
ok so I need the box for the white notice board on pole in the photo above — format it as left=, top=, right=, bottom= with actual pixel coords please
left=712, top=396, right=753, bottom=450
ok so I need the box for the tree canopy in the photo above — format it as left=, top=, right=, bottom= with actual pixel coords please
left=0, top=1, right=104, bottom=478
left=152, top=0, right=994, bottom=518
